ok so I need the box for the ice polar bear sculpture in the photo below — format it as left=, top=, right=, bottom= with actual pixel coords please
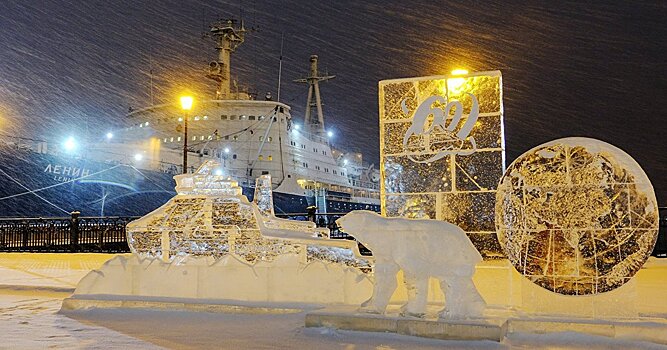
left=337, top=211, right=486, bottom=319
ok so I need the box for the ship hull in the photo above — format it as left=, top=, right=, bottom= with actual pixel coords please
left=0, top=147, right=378, bottom=217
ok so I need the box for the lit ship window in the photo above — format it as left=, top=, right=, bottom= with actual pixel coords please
left=258, top=155, right=263, bottom=161
left=240, top=115, right=246, bottom=120
left=200, top=136, right=205, bottom=141
left=259, top=116, right=264, bottom=120
left=203, top=116, right=208, bottom=120
left=163, top=138, right=167, bottom=143
left=192, top=136, right=197, bottom=141
left=208, top=135, right=212, bottom=140
left=267, top=137, right=273, bottom=142
left=268, top=155, right=273, bottom=161
left=259, top=136, right=264, bottom=141
left=233, top=135, right=238, bottom=140
left=177, top=137, right=181, bottom=141
left=170, top=137, right=174, bottom=142
left=194, top=116, right=200, bottom=121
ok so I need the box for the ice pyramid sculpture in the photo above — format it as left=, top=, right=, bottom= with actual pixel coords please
left=127, top=160, right=370, bottom=270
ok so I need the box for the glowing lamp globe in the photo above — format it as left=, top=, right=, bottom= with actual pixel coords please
left=180, top=96, right=194, bottom=111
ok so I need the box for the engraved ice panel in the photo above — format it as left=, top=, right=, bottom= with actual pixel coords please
left=379, top=71, right=505, bottom=258
left=495, top=138, right=659, bottom=295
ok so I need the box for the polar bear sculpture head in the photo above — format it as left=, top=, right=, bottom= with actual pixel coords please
left=336, top=210, right=384, bottom=248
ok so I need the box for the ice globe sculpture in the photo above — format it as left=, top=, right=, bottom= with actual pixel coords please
left=495, top=138, right=659, bottom=295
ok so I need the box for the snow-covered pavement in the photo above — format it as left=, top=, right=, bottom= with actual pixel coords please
left=1, top=253, right=666, bottom=349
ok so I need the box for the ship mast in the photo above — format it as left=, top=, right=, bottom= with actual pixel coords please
left=294, top=55, right=335, bottom=137
left=206, top=19, right=246, bottom=100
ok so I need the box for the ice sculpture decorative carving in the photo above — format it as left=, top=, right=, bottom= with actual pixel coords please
left=127, top=161, right=370, bottom=271
left=379, top=71, right=505, bottom=259
left=495, top=138, right=659, bottom=295
left=337, top=211, right=486, bottom=318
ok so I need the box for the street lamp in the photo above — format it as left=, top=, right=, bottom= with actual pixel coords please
left=180, top=95, right=194, bottom=173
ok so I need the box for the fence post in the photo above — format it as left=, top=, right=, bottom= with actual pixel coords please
left=306, top=205, right=317, bottom=224
left=70, top=211, right=80, bottom=252
left=21, top=220, right=28, bottom=251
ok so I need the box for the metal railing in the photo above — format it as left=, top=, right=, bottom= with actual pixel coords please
left=0, top=212, right=138, bottom=253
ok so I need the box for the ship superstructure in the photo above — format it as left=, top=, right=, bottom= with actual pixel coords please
left=76, top=19, right=380, bottom=215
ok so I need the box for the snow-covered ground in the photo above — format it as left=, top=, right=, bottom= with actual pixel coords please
left=1, top=253, right=666, bottom=349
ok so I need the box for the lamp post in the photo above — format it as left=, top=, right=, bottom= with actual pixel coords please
left=180, top=95, right=194, bottom=174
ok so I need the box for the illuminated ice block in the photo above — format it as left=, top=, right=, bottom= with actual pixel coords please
left=495, top=138, right=659, bottom=295
left=126, top=160, right=370, bottom=270
left=379, top=71, right=505, bottom=258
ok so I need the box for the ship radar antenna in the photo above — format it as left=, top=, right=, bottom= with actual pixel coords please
left=294, top=55, right=335, bottom=138
left=204, top=18, right=247, bottom=100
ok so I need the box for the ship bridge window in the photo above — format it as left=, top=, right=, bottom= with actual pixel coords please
left=249, top=115, right=256, bottom=120
left=170, top=137, right=174, bottom=142
left=203, top=115, right=208, bottom=120
left=268, top=155, right=273, bottom=161
left=230, top=115, right=237, bottom=120
left=259, top=116, right=264, bottom=120
left=259, top=136, right=264, bottom=141
left=221, top=115, right=228, bottom=120
left=194, top=116, right=200, bottom=121
left=200, top=136, right=205, bottom=141
left=177, top=136, right=181, bottom=141
left=258, top=155, right=263, bottom=161
left=208, top=135, right=213, bottom=140
left=164, top=138, right=168, bottom=143
left=267, top=137, right=273, bottom=142
left=240, top=115, right=247, bottom=120
left=192, top=136, right=197, bottom=141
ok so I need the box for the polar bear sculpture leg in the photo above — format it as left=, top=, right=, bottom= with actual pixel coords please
left=360, top=260, right=400, bottom=314
left=438, top=272, right=486, bottom=319
left=400, top=270, right=429, bottom=318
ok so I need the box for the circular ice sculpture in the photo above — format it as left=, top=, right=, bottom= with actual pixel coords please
left=495, top=137, right=658, bottom=295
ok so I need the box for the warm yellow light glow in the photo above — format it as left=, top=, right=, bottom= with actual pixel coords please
left=180, top=95, right=194, bottom=110
left=447, top=77, right=466, bottom=92
left=451, top=69, right=469, bottom=75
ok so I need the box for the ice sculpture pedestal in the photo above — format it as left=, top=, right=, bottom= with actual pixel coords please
left=518, top=277, right=638, bottom=318
left=305, top=306, right=506, bottom=342
left=62, top=254, right=373, bottom=309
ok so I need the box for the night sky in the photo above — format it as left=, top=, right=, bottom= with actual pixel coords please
left=0, top=1, right=665, bottom=204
